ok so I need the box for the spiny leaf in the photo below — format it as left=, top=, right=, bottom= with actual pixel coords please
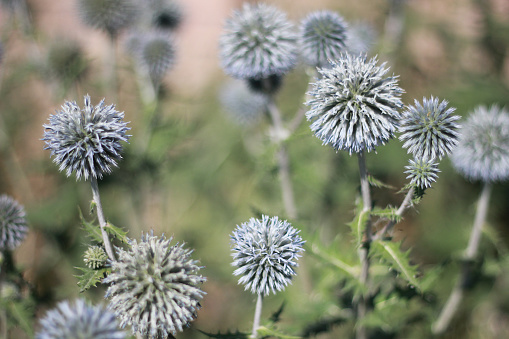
left=75, top=266, right=109, bottom=292
left=105, top=221, right=129, bottom=244
left=309, top=242, right=358, bottom=279
left=372, top=240, right=422, bottom=292
left=371, top=206, right=401, bottom=223
left=347, top=198, right=370, bottom=246
left=269, top=302, right=285, bottom=324
left=197, top=329, right=249, bottom=338
left=79, top=208, right=103, bottom=243
left=7, top=299, right=35, bottom=337
left=368, top=175, right=395, bottom=189
left=257, top=326, right=301, bottom=339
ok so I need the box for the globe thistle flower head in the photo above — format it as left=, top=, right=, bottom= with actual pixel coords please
left=78, top=0, right=137, bottom=37
left=347, top=21, right=376, bottom=56
left=46, top=40, right=88, bottom=85
left=219, top=3, right=298, bottom=80
left=219, top=80, right=268, bottom=126
left=404, top=157, right=440, bottom=189
left=36, top=298, right=125, bottom=339
left=42, top=95, right=130, bottom=181
left=104, top=233, right=206, bottom=338
left=138, top=32, right=176, bottom=87
left=247, top=74, right=283, bottom=95
left=230, top=215, right=305, bottom=296
left=451, top=105, right=509, bottom=182
left=305, top=53, right=404, bottom=154
left=0, top=194, right=28, bottom=251
left=149, top=0, right=183, bottom=31
left=83, top=245, right=108, bottom=269
left=399, top=96, right=461, bottom=160
left=299, top=10, right=348, bottom=68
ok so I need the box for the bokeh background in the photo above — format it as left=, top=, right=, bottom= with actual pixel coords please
left=1, top=0, right=509, bottom=338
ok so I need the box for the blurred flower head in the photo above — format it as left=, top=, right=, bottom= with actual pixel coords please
left=36, top=298, right=125, bottom=339
left=230, top=215, right=305, bottom=296
left=404, top=157, right=440, bottom=189
left=347, top=21, right=376, bottom=56
left=305, top=54, right=403, bottom=154
left=0, top=194, right=28, bottom=251
left=451, top=105, right=509, bottom=182
left=219, top=3, right=298, bottom=81
left=147, top=0, right=183, bottom=31
left=42, top=95, right=130, bottom=181
left=83, top=245, right=108, bottom=269
left=46, top=40, right=88, bottom=86
left=399, top=96, right=461, bottom=160
left=78, top=0, right=137, bottom=37
left=219, top=80, right=268, bottom=126
left=299, top=10, right=348, bottom=68
left=104, top=233, right=206, bottom=338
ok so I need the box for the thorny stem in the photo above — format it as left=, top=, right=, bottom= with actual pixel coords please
left=90, top=177, right=116, bottom=261
left=432, top=182, right=492, bottom=334
left=252, top=293, right=263, bottom=338
left=267, top=99, right=297, bottom=219
left=356, top=151, right=372, bottom=339
left=373, top=186, right=415, bottom=240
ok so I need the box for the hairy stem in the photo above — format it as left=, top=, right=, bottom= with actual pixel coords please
left=90, top=177, right=116, bottom=261
left=374, top=186, right=415, bottom=240
left=432, top=182, right=492, bottom=334
left=356, top=151, right=372, bottom=339
left=252, top=293, right=263, bottom=338
left=267, top=99, right=297, bottom=219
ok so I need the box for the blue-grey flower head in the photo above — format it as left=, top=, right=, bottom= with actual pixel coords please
left=42, top=95, right=130, bottom=181
left=137, top=32, right=176, bottom=87
left=347, top=21, right=376, bottom=56
left=36, top=298, right=125, bottom=339
left=404, top=157, right=440, bottom=189
left=219, top=80, right=268, bottom=126
left=219, top=3, right=298, bottom=80
left=104, top=233, right=206, bottom=338
left=299, top=10, right=348, bottom=68
left=230, top=215, right=305, bottom=296
left=305, top=54, right=404, bottom=154
left=399, top=96, right=461, bottom=160
left=46, top=39, right=88, bottom=85
left=78, top=0, right=137, bottom=37
left=0, top=194, right=28, bottom=251
left=83, top=245, right=108, bottom=269
left=451, top=105, right=509, bottom=182
left=148, top=0, right=183, bottom=31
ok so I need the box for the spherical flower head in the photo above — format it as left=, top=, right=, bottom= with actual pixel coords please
left=299, top=10, right=348, bottom=68
left=219, top=3, right=298, bottom=80
left=0, top=194, right=28, bottom=251
left=305, top=54, right=404, bottom=154
left=78, top=0, right=137, bottom=37
left=148, top=0, right=183, bottom=31
left=404, top=157, right=440, bottom=189
left=36, top=298, right=125, bottom=339
left=230, top=215, right=305, bottom=296
left=399, top=96, right=461, bottom=160
left=42, top=95, right=130, bottom=181
left=136, top=31, right=176, bottom=87
left=104, top=233, right=206, bottom=338
left=83, top=245, right=108, bottom=269
left=347, top=21, right=376, bottom=56
left=46, top=40, right=88, bottom=85
left=451, top=105, right=509, bottom=182
left=219, top=80, right=268, bottom=126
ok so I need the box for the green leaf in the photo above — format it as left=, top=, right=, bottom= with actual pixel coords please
left=7, top=299, right=35, bottom=337
left=372, top=240, right=422, bottom=292
left=368, top=175, right=395, bottom=189
left=347, top=198, right=370, bottom=245
left=197, top=329, right=249, bottom=338
left=105, top=222, right=129, bottom=244
left=309, top=242, right=358, bottom=279
left=371, top=206, right=401, bottom=223
left=79, top=208, right=103, bottom=243
left=75, top=266, right=109, bottom=292
left=257, top=326, right=301, bottom=339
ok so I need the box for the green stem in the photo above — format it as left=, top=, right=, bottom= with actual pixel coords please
left=252, top=293, right=263, bottom=338
left=432, top=182, right=492, bottom=334
left=374, top=186, right=415, bottom=240
left=90, top=177, right=116, bottom=261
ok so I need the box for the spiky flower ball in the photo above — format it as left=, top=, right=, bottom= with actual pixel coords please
left=46, top=40, right=88, bottom=85
left=219, top=3, right=298, bottom=81
left=78, top=0, right=137, bottom=37
left=219, top=80, right=268, bottom=126
left=305, top=54, right=404, bottom=154
left=451, top=105, right=509, bottom=182
left=299, top=10, right=348, bottom=68
left=148, top=0, right=183, bottom=30
left=404, top=157, right=440, bottom=189
left=399, top=97, right=461, bottom=160
left=104, top=233, right=206, bottom=338
left=347, top=22, right=376, bottom=56
left=83, top=245, right=108, bottom=269
left=230, top=215, right=305, bottom=296
left=0, top=195, right=28, bottom=251
left=42, top=95, right=130, bottom=181
left=36, top=299, right=125, bottom=339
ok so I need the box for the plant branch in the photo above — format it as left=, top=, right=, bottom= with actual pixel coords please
left=90, top=177, right=116, bottom=261
left=432, top=182, right=492, bottom=334
left=373, top=186, right=415, bottom=240
left=252, top=293, right=263, bottom=338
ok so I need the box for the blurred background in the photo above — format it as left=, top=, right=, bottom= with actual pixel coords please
left=1, top=0, right=509, bottom=338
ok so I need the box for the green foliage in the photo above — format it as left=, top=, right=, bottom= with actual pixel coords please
left=368, top=175, right=395, bottom=189
left=0, top=296, right=35, bottom=337
left=257, top=325, right=302, bottom=339
left=74, top=266, right=110, bottom=293
left=347, top=198, right=370, bottom=245
left=371, top=206, right=402, bottom=223
left=198, top=329, right=249, bottom=339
